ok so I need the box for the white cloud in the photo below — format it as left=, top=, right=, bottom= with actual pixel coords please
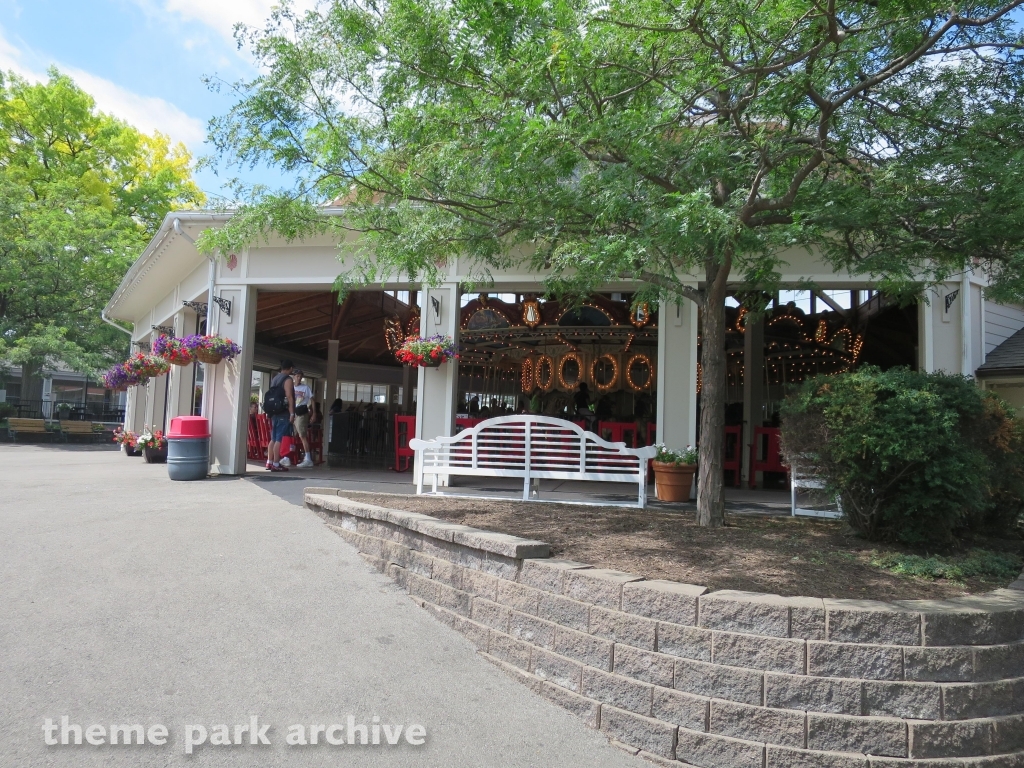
left=145, top=0, right=319, bottom=44
left=0, top=28, right=206, bottom=149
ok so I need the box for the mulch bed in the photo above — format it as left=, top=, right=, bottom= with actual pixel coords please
left=332, top=491, right=1024, bottom=600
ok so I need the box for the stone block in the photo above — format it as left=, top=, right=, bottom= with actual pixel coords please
left=791, top=599, right=828, bottom=641
left=537, top=592, right=590, bottom=632
left=993, top=714, right=1024, bottom=754
left=808, top=641, right=903, bottom=681
left=480, top=651, right=542, bottom=692
left=531, top=648, right=583, bottom=692
left=406, top=548, right=435, bottom=578
left=488, top=631, right=533, bottom=670
left=622, top=580, right=706, bottom=626
left=421, top=601, right=490, bottom=650
left=538, top=681, right=601, bottom=729
left=430, top=558, right=465, bottom=589
left=589, top=606, right=657, bottom=650
left=433, top=580, right=472, bottom=616
left=582, top=667, right=654, bottom=715
left=613, top=645, right=675, bottom=688
left=699, top=591, right=792, bottom=637
left=868, top=757, right=1024, bottom=768
left=974, top=643, right=1024, bottom=682
left=407, top=572, right=440, bottom=604
left=509, top=610, right=557, bottom=650
left=898, top=593, right=1024, bottom=647
left=904, top=646, right=974, bottom=683
left=553, top=626, right=614, bottom=670
left=386, top=563, right=408, bottom=589
left=710, top=699, right=806, bottom=748
left=564, top=568, right=644, bottom=609
left=808, top=712, right=907, bottom=757
left=380, top=537, right=412, bottom=566
left=942, top=681, right=1020, bottom=720
left=461, top=568, right=501, bottom=601
left=863, top=681, right=941, bottom=720
left=824, top=599, right=922, bottom=646
left=657, top=622, right=713, bottom=662
left=495, top=579, right=544, bottom=614
left=766, top=745, right=868, bottom=768
left=471, top=598, right=512, bottom=632
left=764, top=672, right=862, bottom=716
left=481, top=552, right=521, bottom=580
left=519, top=558, right=592, bottom=594
left=358, top=552, right=387, bottom=572
left=636, top=750, right=680, bottom=768
left=451, top=528, right=551, bottom=559
left=713, top=631, right=806, bottom=674
left=675, top=727, right=765, bottom=768
left=674, top=657, right=764, bottom=707
left=651, top=687, right=708, bottom=732
left=406, top=517, right=479, bottom=543
left=908, top=719, right=993, bottom=759
left=600, top=705, right=678, bottom=760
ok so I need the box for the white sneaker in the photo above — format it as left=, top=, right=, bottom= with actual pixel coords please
left=279, top=456, right=292, bottom=467
left=298, top=458, right=314, bottom=468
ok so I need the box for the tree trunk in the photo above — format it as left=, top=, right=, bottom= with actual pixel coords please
left=20, top=356, right=44, bottom=403
left=696, top=255, right=732, bottom=527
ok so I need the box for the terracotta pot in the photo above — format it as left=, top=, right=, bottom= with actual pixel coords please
left=144, top=446, right=168, bottom=463
left=194, top=349, right=224, bottom=365
left=653, top=461, right=696, bottom=502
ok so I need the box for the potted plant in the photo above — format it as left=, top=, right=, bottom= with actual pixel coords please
left=137, top=429, right=168, bottom=463
left=152, top=334, right=195, bottom=365
left=187, top=335, right=241, bottom=365
left=112, top=427, right=141, bottom=456
left=395, top=334, right=458, bottom=367
left=652, top=444, right=698, bottom=502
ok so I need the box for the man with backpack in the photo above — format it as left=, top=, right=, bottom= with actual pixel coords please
left=263, top=360, right=296, bottom=472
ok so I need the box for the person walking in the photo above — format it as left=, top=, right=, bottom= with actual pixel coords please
left=263, top=360, right=296, bottom=472
left=291, top=368, right=316, bottom=468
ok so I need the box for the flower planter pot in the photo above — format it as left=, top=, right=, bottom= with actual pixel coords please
left=169, top=357, right=195, bottom=366
left=194, top=349, right=224, bottom=365
left=653, top=461, right=696, bottom=502
left=124, top=445, right=142, bottom=457
left=423, top=358, right=444, bottom=368
left=144, top=446, right=168, bottom=463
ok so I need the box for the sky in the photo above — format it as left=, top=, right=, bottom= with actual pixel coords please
left=0, top=0, right=311, bottom=202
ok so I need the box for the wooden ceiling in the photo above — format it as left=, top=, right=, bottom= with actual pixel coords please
left=255, top=290, right=413, bottom=366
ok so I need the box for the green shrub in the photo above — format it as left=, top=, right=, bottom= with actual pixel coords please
left=0, top=402, right=12, bottom=420
left=870, top=549, right=1023, bottom=584
left=781, top=367, right=1024, bottom=544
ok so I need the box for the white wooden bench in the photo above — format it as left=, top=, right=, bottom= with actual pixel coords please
left=410, top=415, right=657, bottom=508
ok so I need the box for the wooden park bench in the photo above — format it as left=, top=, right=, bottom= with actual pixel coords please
left=410, top=415, right=657, bottom=508
left=7, top=418, right=57, bottom=443
left=59, top=421, right=102, bottom=443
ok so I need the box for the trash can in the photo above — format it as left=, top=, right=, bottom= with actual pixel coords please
left=167, top=416, right=210, bottom=481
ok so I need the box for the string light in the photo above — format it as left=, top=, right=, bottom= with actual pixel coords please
left=521, top=357, right=534, bottom=392
left=558, top=352, right=584, bottom=389
left=590, top=354, right=619, bottom=392
left=626, top=354, right=653, bottom=392
left=534, top=354, right=555, bottom=391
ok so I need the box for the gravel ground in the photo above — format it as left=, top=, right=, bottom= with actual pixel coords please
left=0, top=445, right=641, bottom=768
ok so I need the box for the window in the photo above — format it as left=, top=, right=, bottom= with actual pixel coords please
left=821, top=290, right=853, bottom=310
left=372, top=385, right=388, bottom=404
left=778, top=290, right=813, bottom=313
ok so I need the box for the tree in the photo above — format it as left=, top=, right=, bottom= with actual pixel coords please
left=202, top=0, right=1024, bottom=526
left=0, top=70, right=203, bottom=400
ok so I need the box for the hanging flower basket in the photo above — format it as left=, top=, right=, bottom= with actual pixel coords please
left=185, top=334, right=241, bottom=365
left=396, top=334, right=458, bottom=368
left=152, top=334, right=195, bottom=365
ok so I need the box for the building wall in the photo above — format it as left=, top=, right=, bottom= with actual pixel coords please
left=985, top=302, right=1024, bottom=357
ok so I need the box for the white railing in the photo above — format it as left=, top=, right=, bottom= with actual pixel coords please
left=410, top=415, right=658, bottom=508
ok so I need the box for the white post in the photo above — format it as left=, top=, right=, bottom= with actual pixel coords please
left=961, top=273, right=973, bottom=377
left=656, top=297, right=699, bottom=448
left=414, top=282, right=460, bottom=487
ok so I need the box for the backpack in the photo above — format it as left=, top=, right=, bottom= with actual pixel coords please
left=263, top=374, right=289, bottom=415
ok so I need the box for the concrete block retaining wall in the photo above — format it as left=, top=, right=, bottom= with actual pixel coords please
left=304, top=490, right=1024, bottom=767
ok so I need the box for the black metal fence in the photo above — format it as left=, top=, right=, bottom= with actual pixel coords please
left=327, top=410, right=395, bottom=469
left=1, top=399, right=125, bottom=422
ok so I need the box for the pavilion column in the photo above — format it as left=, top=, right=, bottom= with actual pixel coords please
left=401, top=364, right=414, bottom=414
left=125, top=381, right=148, bottom=434
left=414, top=282, right=460, bottom=486
left=325, top=338, right=339, bottom=445
left=741, top=315, right=765, bottom=486
left=656, top=298, right=699, bottom=450
left=206, top=285, right=258, bottom=475
left=166, top=308, right=197, bottom=421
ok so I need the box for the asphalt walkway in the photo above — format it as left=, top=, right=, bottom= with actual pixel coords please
left=0, top=444, right=640, bottom=767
